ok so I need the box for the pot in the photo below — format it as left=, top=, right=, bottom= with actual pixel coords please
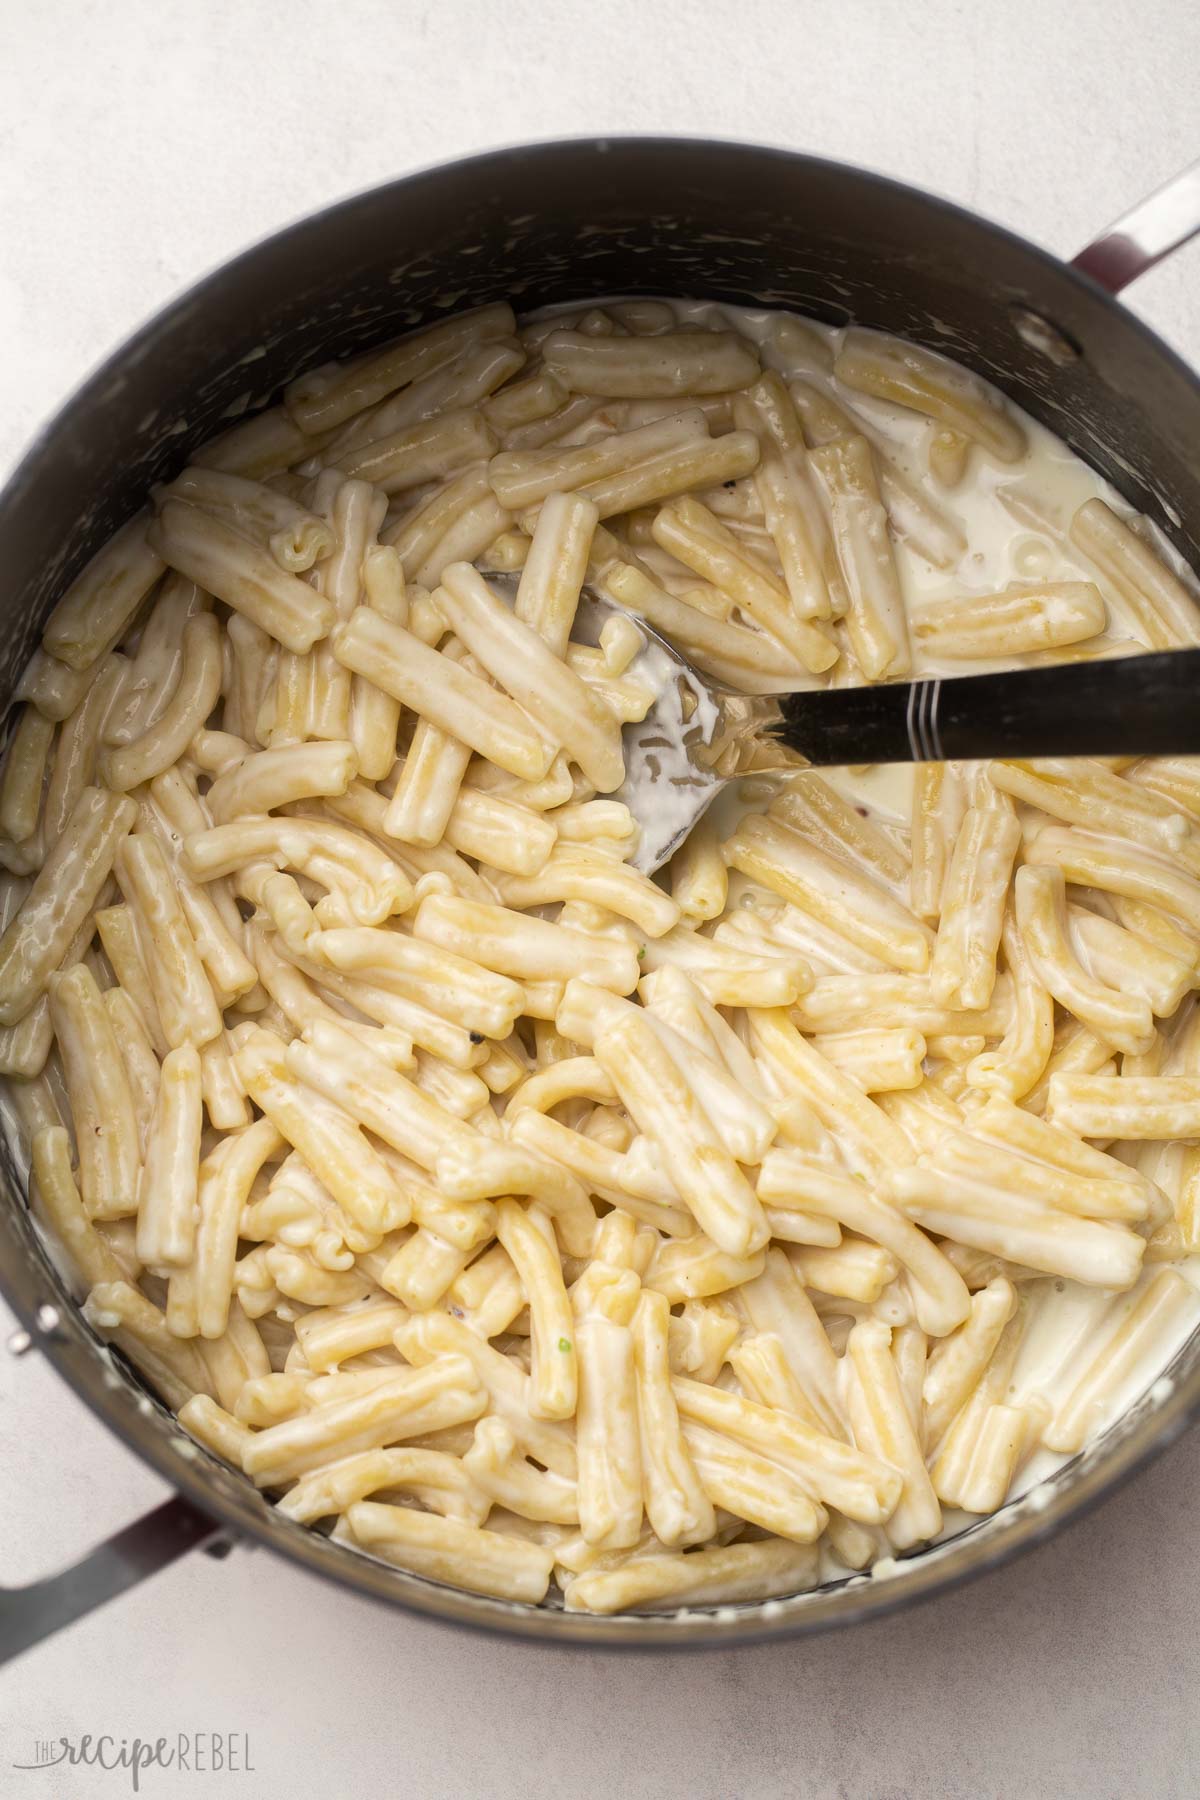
left=2, top=138, right=1199, bottom=1657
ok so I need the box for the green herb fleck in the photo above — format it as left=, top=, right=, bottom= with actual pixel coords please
left=558, top=1336, right=573, bottom=1354
left=637, top=946, right=647, bottom=961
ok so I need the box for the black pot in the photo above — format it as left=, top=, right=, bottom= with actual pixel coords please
left=3, top=138, right=1199, bottom=1657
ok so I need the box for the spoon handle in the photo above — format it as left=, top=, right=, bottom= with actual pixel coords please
left=776, top=647, right=1200, bottom=766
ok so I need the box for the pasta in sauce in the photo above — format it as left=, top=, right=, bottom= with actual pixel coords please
left=3, top=293, right=1200, bottom=1616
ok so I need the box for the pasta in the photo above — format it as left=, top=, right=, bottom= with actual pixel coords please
left=5, top=294, right=1200, bottom=1620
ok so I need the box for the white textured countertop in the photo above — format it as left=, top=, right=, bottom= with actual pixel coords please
left=2, top=3, right=1199, bottom=1795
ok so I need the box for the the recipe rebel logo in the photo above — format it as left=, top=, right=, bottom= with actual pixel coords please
left=11, top=1732, right=256, bottom=1790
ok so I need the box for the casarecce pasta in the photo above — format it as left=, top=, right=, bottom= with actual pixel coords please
left=5, top=294, right=1200, bottom=1615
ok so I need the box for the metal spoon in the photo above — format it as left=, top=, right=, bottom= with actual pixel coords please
left=485, top=575, right=1200, bottom=873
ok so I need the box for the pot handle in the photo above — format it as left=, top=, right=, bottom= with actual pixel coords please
left=0, top=1490, right=226, bottom=1665
left=1072, top=158, right=1200, bottom=292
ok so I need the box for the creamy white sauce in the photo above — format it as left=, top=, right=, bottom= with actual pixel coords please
left=617, top=637, right=723, bottom=869
left=1005, top=1256, right=1200, bottom=1478
left=547, top=293, right=1200, bottom=1542
left=550, top=290, right=1198, bottom=846
left=9, top=295, right=1199, bottom=1602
